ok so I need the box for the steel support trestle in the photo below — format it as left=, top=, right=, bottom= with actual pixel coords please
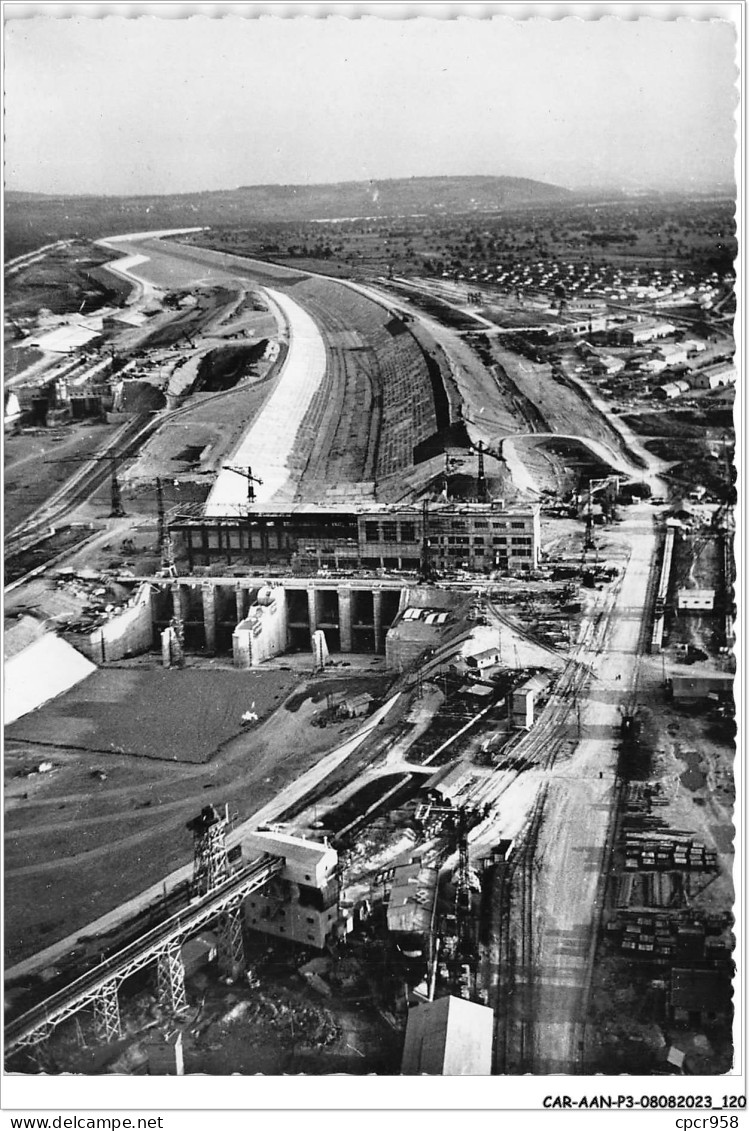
left=92, top=981, right=122, bottom=1043
left=216, top=902, right=246, bottom=979
left=156, top=943, right=187, bottom=1015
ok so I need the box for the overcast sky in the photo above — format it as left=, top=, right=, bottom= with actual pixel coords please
left=4, top=12, right=737, bottom=195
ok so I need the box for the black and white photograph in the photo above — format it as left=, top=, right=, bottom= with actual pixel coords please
left=2, top=1, right=742, bottom=1120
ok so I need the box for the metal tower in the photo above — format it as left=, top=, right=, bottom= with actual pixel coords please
left=157, top=479, right=179, bottom=578
left=420, top=499, right=432, bottom=581
left=476, top=440, right=488, bottom=502
left=186, top=805, right=246, bottom=979
left=187, top=805, right=232, bottom=896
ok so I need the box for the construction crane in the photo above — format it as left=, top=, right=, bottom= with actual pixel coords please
left=579, top=474, right=619, bottom=568
left=419, top=498, right=433, bottom=582
left=156, top=477, right=178, bottom=577
left=44, top=453, right=126, bottom=517
left=223, top=464, right=263, bottom=508
left=412, top=800, right=488, bottom=981
left=473, top=440, right=488, bottom=502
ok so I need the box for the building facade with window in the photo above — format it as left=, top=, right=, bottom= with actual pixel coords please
left=358, top=503, right=540, bottom=573
left=428, top=503, right=540, bottom=572
left=172, top=502, right=541, bottom=574
left=241, top=830, right=341, bottom=949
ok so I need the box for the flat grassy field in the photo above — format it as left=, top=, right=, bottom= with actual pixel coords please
left=5, top=667, right=296, bottom=762
left=5, top=667, right=395, bottom=963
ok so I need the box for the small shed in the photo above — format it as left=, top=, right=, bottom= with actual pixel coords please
left=425, top=762, right=469, bottom=806
left=401, top=995, right=494, bottom=1075
left=668, top=499, right=697, bottom=523
left=654, top=379, right=690, bottom=400
left=676, top=589, right=715, bottom=611
left=145, top=1032, right=184, bottom=1076
left=465, top=647, right=501, bottom=671
left=670, top=674, right=733, bottom=702
left=337, top=692, right=373, bottom=719
left=510, top=673, right=548, bottom=729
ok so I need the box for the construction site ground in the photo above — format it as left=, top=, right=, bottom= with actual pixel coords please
left=581, top=515, right=734, bottom=1074
left=5, top=239, right=132, bottom=322
left=4, top=665, right=393, bottom=968
left=123, top=377, right=285, bottom=488
left=584, top=653, right=734, bottom=1075
left=18, top=932, right=402, bottom=1077
left=5, top=419, right=126, bottom=535
left=4, top=239, right=737, bottom=1077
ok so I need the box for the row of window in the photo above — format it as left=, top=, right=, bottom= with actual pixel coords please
left=248, top=901, right=336, bottom=919
left=440, top=518, right=528, bottom=531
left=364, top=519, right=531, bottom=542
left=439, top=534, right=534, bottom=547
left=437, top=547, right=532, bottom=559
left=364, top=521, right=417, bottom=543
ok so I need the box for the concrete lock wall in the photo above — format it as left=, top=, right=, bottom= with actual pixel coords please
left=233, top=585, right=288, bottom=667
left=74, top=583, right=155, bottom=663
left=162, top=578, right=409, bottom=660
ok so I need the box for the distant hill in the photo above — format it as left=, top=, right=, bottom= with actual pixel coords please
left=5, top=175, right=570, bottom=261
left=233, top=175, right=571, bottom=215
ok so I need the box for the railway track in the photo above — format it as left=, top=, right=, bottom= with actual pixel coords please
left=5, top=376, right=265, bottom=579
left=494, top=785, right=547, bottom=1073
left=5, top=413, right=157, bottom=552
left=5, top=854, right=283, bottom=1055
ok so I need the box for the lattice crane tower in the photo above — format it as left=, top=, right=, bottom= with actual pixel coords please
left=187, top=804, right=232, bottom=896
left=186, top=804, right=246, bottom=979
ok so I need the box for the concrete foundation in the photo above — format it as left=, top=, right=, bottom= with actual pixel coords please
left=148, top=576, right=409, bottom=663
left=66, top=583, right=155, bottom=663
left=232, top=585, right=288, bottom=667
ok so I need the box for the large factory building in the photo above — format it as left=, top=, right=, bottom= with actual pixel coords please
left=170, top=501, right=541, bottom=575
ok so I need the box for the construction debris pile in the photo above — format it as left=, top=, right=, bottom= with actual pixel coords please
left=50, top=570, right=140, bottom=636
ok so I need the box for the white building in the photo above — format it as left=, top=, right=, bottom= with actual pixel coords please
left=242, top=830, right=340, bottom=949
left=689, top=364, right=736, bottom=391
left=401, top=996, right=494, bottom=1075
left=676, top=589, right=715, bottom=611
